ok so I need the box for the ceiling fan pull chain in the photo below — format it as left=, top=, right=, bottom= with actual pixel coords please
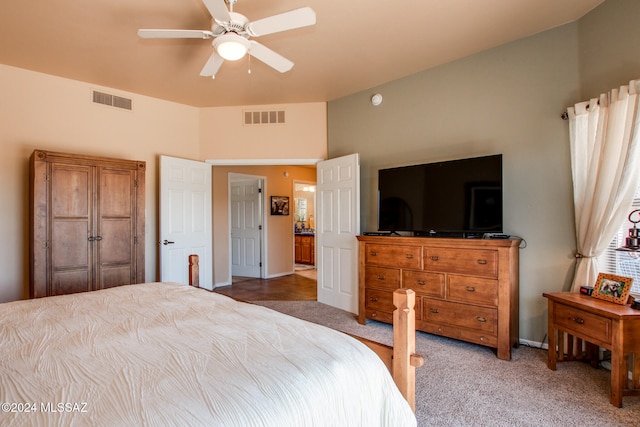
left=248, top=53, right=252, bottom=74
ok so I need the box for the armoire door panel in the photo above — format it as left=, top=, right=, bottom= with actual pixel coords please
left=51, top=166, right=91, bottom=217
left=100, top=266, right=133, bottom=289
left=52, top=270, right=91, bottom=295
left=51, top=220, right=91, bottom=269
left=99, top=169, right=135, bottom=217
left=99, top=219, right=133, bottom=264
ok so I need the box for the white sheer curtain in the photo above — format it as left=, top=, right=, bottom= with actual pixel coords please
left=568, top=80, right=640, bottom=292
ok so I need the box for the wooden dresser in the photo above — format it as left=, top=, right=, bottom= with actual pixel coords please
left=357, top=235, right=521, bottom=360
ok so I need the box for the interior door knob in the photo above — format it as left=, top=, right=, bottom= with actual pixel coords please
left=162, top=240, right=175, bottom=245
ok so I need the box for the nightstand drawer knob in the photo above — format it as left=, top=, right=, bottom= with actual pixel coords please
left=572, top=316, right=585, bottom=325
left=476, top=316, right=487, bottom=323
left=405, top=254, right=414, bottom=259
left=369, top=251, right=378, bottom=256
left=370, top=297, right=378, bottom=302
left=376, top=275, right=385, bottom=281
left=477, top=259, right=488, bottom=265
left=417, top=280, right=426, bottom=286
left=430, top=256, right=439, bottom=261
left=465, top=286, right=476, bottom=292
left=429, top=308, right=439, bottom=314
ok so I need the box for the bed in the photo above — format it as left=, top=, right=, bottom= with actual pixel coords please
left=1, top=259, right=421, bottom=426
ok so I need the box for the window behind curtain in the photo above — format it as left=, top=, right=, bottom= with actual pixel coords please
left=597, top=186, right=640, bottom=294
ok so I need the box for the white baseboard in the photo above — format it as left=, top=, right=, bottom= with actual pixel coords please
left=519, top=338, right=547, bottom=350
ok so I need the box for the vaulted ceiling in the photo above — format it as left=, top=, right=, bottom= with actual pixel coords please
left=0, top=0, right=605, bottom=107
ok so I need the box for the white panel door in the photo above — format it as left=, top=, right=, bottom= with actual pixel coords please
left=316, top=154, right=360, bottom=313
left=159, top=156, right=213, bottom=289
left=230, top=178, right=262, bottom=278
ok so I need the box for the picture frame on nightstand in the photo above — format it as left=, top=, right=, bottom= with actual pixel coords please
left=591, top=272, right=633, bottom=305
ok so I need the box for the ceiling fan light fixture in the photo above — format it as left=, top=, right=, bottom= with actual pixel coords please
left=214, top=33, right=249, bottom=61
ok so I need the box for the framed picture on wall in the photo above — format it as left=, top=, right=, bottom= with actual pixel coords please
left=270, top=196, right=289, bottom=216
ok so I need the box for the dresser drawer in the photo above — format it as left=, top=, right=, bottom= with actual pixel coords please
left=364, top=266, right=400, bottom=290
left=553, top=303, right=612, bottom=345
left=447, top=275, right=498, bottom=306
left=425, top=248, right=497, bottom=278
left=423, top=299, right=497, bottom=334
left=403, top=270, right=444, bottom=298
left=364, top=288, right=395, bottom=313
left=365, top=244, right=422, bottom=269
left=365, top=308, right=394, bottom=323
left=419, top=321, right=498, bottom=347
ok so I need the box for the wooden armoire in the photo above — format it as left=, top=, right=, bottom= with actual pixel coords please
left=30, top=150, right=146, bottom=298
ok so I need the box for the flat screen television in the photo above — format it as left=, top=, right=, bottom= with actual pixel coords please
left=378, top=154, right=502, bottom=237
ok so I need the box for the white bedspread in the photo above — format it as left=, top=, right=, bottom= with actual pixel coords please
left=0, top=283, right=416, bottom=426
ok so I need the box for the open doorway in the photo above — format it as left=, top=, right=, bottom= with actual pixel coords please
left=293, top=181, right=316, bottom=279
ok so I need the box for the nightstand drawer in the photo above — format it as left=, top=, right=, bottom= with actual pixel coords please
left=554, top=303, right=612, bottom=345
left=448, top=275, right=498, bottom=306
left=364, top=266, right=400, bottom=290
left=365, top=244, right=422, bottom=269
left=403, top=270, right=444, bottom=298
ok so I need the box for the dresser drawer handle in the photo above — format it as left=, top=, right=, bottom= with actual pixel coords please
left=465, top=286, right=476, bottom=292
left=429, top=308, right=439, bottom=314
left=369, top=251, right=378, bottom=256
left=376, top=274, right=386, bottom=281
left=476, top=316, right=487, bottom=323
left=416, top=280, right=426, bottom=286
left=477, top=259, right=488, bottom=265
left=405, top=254, right=414, bottom=259
left=369, top=297, right=378, bottom=302
left=572, top=316, right=584, bottom=325
left=430, top=256, right=439, bottom=261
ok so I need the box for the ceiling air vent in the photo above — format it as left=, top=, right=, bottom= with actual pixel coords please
left=92, top=90, right=133, bottom=111
left=244, top=110, right=285, bottom=125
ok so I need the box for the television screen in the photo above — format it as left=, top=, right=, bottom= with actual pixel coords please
left=378, top=154, right=502, bottom=236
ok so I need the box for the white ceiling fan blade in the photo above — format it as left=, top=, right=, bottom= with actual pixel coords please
left=138, top=29, right=213, bottom=39
left=202, top=0, right=231, bottom=23
left=200, top=52, right=224, bottom=77
left=247, top=7, right=316, bottom=37
left=248, top=41, right=294, bottom=73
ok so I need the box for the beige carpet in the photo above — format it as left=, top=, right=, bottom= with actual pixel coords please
left=253, top=300, right=639, bottom=427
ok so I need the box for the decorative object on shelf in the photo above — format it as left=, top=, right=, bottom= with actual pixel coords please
left=616, top=209, right=640, bottom=256
left=270, top=196, right=289, bottom=215
left=591, top=272, right=633, bottom=305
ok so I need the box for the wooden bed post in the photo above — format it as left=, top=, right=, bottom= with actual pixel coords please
left=189, top=254, right=199, bottom=287
left=392, top=288, right=424, bottom=412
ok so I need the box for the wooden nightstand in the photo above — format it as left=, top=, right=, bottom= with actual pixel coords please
left=543, top=292, right=640, bottom=407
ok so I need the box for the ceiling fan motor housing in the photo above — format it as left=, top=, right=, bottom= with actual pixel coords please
left=213, top=12, right=249, bottom=36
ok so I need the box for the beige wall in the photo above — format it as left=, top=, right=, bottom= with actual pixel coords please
left=0, top=65, right=326, bottom=303
left=327, top=0, right=640, bottom=343
left=212, top=165, right=317, bottom=285
left=0, top=65, right=201, bottom=302
left=199, top=103, right=327, bottom=160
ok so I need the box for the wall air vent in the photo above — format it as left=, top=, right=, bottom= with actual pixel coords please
left=244, top=110, right=285, bottom=125
left=92, top=90, right=133, bottom=111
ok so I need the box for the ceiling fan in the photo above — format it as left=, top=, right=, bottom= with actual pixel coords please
left=138, top=0, right=316, bottom=78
